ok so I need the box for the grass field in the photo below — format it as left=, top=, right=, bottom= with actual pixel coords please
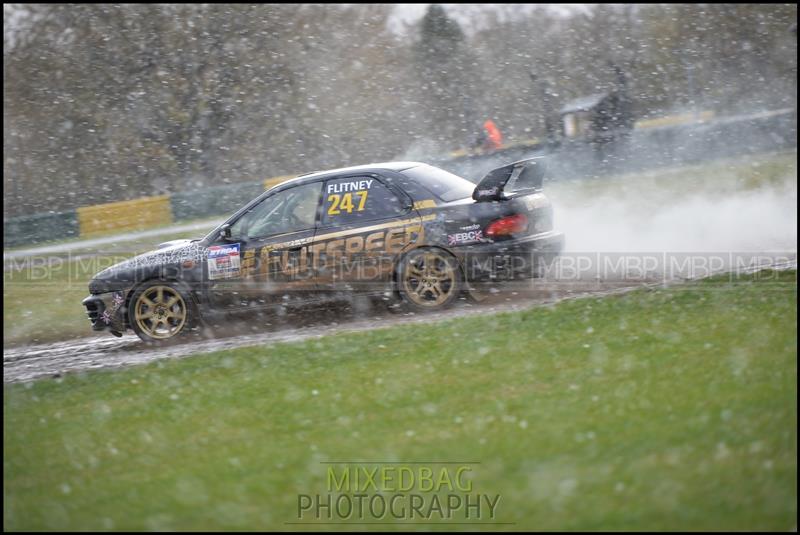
left=4, top=270, right=796, bottom=531
left=547, top=149, right=797, bottom=201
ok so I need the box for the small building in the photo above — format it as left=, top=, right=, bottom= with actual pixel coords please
left=560, top=91, right=633, bottom=143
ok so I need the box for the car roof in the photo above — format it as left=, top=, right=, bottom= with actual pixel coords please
left=205, top=161, right=446, bottom=243
left=274, top=161, right=425, bottom=189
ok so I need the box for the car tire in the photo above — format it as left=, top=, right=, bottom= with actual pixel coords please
left=128, top=280, right=199, bottom=345
left=396, top=248, right=462, bottom=312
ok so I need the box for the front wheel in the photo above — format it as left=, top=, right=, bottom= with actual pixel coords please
left=128, top=281, right=199, bottom=344
left=396, top=248, right=462, bottom=312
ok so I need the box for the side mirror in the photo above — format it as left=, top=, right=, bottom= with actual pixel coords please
left=219, top=223, right=232, bottom=240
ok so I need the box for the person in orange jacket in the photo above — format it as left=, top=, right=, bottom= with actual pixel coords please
left=472, top=119, right=504, bottom=152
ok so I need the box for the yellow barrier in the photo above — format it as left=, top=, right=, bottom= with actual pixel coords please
left=447, top=138, right=541, bottom=159
left=77, top=195, right=173, bottom=237
left=263, top=174, right=297, bottom=190
left=635, top=110, right=714, bottom=130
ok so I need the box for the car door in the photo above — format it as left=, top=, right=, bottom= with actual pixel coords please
left=314, top=173, right=422, bottom=293
left=206, top=180, right=323, bottom=310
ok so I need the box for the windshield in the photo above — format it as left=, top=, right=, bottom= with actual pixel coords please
left=400, top=164, right=474, bottom=202
left=209, top=182, right=321, bottom=241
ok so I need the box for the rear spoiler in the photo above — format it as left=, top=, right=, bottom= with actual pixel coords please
left=472, top=157, right=547, bottom=202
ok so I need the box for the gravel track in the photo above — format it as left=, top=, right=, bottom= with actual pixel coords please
left=3, top=280, right=652, bottom=384
left=5, top=255, right=795, bottom=384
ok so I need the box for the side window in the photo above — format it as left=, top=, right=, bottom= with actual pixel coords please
left=321, top=176, right=406, bottom=226
left=230, top=182, right=321, bottom=239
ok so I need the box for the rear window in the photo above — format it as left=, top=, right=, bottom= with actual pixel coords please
left=400, top=164, right=474, bottom=202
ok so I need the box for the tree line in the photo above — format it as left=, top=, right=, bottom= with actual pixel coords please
left=3, top=3, right=796, bottom=218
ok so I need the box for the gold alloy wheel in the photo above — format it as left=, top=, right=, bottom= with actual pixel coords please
left=133, top=285, right=187, bottom=340
left=402, top=251, right=457, bottom=308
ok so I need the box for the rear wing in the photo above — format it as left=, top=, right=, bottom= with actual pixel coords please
left=472, top=157, right=547, bottom=202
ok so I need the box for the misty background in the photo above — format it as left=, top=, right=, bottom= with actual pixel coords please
left=3, top=4, right=797, bottom=221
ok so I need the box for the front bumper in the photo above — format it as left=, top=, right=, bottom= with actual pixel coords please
left=459, top=231, right=565, bottom=281
left=82, top=290, right=128, bottom=335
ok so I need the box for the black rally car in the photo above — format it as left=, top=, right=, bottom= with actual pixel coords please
left=83, top=158, right=564, bottom=343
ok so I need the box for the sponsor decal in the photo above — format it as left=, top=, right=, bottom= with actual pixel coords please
left=241, top=222, right=426, bottom=280
left=208, top=243, right=241, bottom=280
left=459, top=223, right=481, bottom=231
left=448, top=229, right=484, bottom=246
left=101, top=291, right=125, bottom=325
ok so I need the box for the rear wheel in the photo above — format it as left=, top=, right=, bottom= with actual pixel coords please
left=128, top=281, right=198, bottom=344
left=397, top=248, right=462, bottom=312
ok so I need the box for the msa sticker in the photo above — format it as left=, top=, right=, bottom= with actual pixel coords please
left=448, top=230, right=484, bottom=246
left=208, top=243, right=241, bottom=280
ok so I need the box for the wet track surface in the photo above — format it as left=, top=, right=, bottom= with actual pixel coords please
left=3, top=280, right=654, bottom=384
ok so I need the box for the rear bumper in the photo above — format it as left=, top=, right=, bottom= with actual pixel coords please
left=460, top=231, right=565, bottom=281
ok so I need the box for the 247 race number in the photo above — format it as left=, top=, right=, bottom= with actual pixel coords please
left=327, top=190, right=368, bottom=216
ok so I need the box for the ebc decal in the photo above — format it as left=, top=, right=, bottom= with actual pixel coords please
left=208, top=243, right=241, bottom=280
left=447, top=229, right=484, bottom=246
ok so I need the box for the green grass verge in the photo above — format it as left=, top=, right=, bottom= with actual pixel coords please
left=3, top=256, right=136, bottom=346
left=3, top=229, right=206, bottom=347
left=4, top=260, right=108, bottom=346
left=3, top=215, right=221, bottom=253
left=547, top=149, right=797, bottom=209
left=4, top=271, right=796, bottom=530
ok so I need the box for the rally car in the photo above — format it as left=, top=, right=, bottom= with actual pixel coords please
left=83, top=158, right=564, bottom=343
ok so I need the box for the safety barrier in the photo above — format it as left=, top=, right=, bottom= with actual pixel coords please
left=4, top=174, right=299, bottom=247
left=3, top=210, right=80, bottom=248
left=76, top=195, right=173, bottom=237
left=170, top=180, right=265, bottom=222
left=264, top=174, right=298, bottom=190
left=635, top=110, right=715, bottom=130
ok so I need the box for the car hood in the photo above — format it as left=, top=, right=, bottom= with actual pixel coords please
left=156, top=238, right=194, bottom=249
left=89, top=240, right=208, bottom=293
